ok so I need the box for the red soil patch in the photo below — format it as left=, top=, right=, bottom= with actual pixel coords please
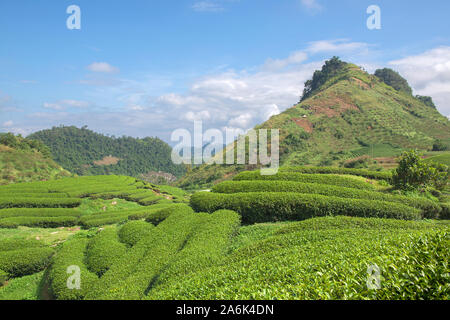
left=305, top=91, right=359, bottom=118
left=292, top=118, right=313, bottom=133
left=350, top=77, right=370, bottom=90
left=0, top=145, right=13, bottom=152
left=93, top=156, right=121, bottom=166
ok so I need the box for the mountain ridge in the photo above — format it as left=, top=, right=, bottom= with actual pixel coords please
left=176, top=58, right=450, bottom=188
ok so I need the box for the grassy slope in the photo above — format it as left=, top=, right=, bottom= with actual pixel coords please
left=0, top=145, right=71, bottom=185
left=260, top=63, right=450, bottom=165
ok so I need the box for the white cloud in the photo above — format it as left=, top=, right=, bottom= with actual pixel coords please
left=300, top=0, right=322, bottom=11
left=2, top=120, right=13, bottom=127
left=306, top=39, right=371, bottom=55
left=264, top=51, right=308, bottom=70
left=389, top=46, right=450, bottom=116
left=87, top=62, right=119, bottom=74
left=43, top=100, right=90, bottom=111
left=192, top=1, right=224, bottom=12
left=184, top=110, right=212, bottom=122
left=19, top=39, right=379, bottom=142
left=19, top=40, right=449, bottom=144
left=228, top=113, right=253, bottom=128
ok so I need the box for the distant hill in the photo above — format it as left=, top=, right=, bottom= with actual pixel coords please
left=177, top=57, right=450, bottom=189
left=0, top=133, right=71, bottom=185
left=28, top=126, right=186, bottom=179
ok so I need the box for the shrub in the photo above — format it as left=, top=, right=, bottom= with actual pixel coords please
left=0, top=216, right=78, bottom=229
left=432, top=139, right=448, bottom=151
left=0, top=247, right=53, bottom=278
left=118, top=221, right=155, bottom=247
left=49, top=237, right=98, bottom=300
left=211, top=181, right=441, bottom=219
left=233, top=171, right=377, bottom=190
left=86, top=228, right=128, bottom=277
left=190, top=192, right=421, bottom=224
left=440, top=203, right=450, bottom=220
left=393, top=150, right=449, bottom=191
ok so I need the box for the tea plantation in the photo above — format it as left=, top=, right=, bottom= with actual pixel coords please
left=0, top=168, right=448, bottom=300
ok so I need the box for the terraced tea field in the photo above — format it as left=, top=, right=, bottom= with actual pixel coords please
left=0, top=168, right=448, bottom=300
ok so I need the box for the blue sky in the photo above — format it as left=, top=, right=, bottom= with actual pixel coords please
left=0, top=0, right=449, bottom=143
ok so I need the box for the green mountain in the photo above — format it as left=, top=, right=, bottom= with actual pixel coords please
left=177, top=58, right=450, bottom=188
left=28, top=126, right=186, bottom=179
left=0, top=133, right=71, bottom=185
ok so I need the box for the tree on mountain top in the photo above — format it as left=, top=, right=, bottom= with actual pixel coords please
left=301, top=56, right=347, bottom=101
left=374, top=68, right=413, bottom=95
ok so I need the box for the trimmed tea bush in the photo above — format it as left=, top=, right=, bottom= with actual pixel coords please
left=190, top=192, right=421, bottom=224
left=144, top=204, right=190, bottom=225
left=0, top=216, right=78, bottom=228
left=118, top=221, right=155, bottom=247
left=211, top=181, right=441, bottom=218
left=0, top=247, right=53, bottom=278
left=49, top=237, right=98, bottom=300
left=138, top=194, right=165, bottom=206
left=149, top=217, right=448, bottom=300
left=0, top=193, right=69, bottom=198
left=86, top=228, right=128, bottom=276
left=233, top=171, right=376, bottom=190
left=0, top=208, right=80, bottom=218
left=0, top=238, right=45, bottom=251
left=0, top=197, right=82, bottom=209
left=79, top=213, right=130, bottom=229
left=280, top=166, right=392, bottom=181
left=85, top=204, right=196, bottom=300
left=89, top=188, right=144, bottom=200
left=79, top=205, right=175, bottom=228
left=127, top=204, right=175, bottom=220
left=147, top=210, right=240, bottom=294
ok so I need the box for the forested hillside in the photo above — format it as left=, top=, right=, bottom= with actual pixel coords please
left=28, top=126, right=185, bottom=178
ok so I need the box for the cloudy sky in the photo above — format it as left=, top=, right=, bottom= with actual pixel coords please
left=0, top=0, right=449, bottom=144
